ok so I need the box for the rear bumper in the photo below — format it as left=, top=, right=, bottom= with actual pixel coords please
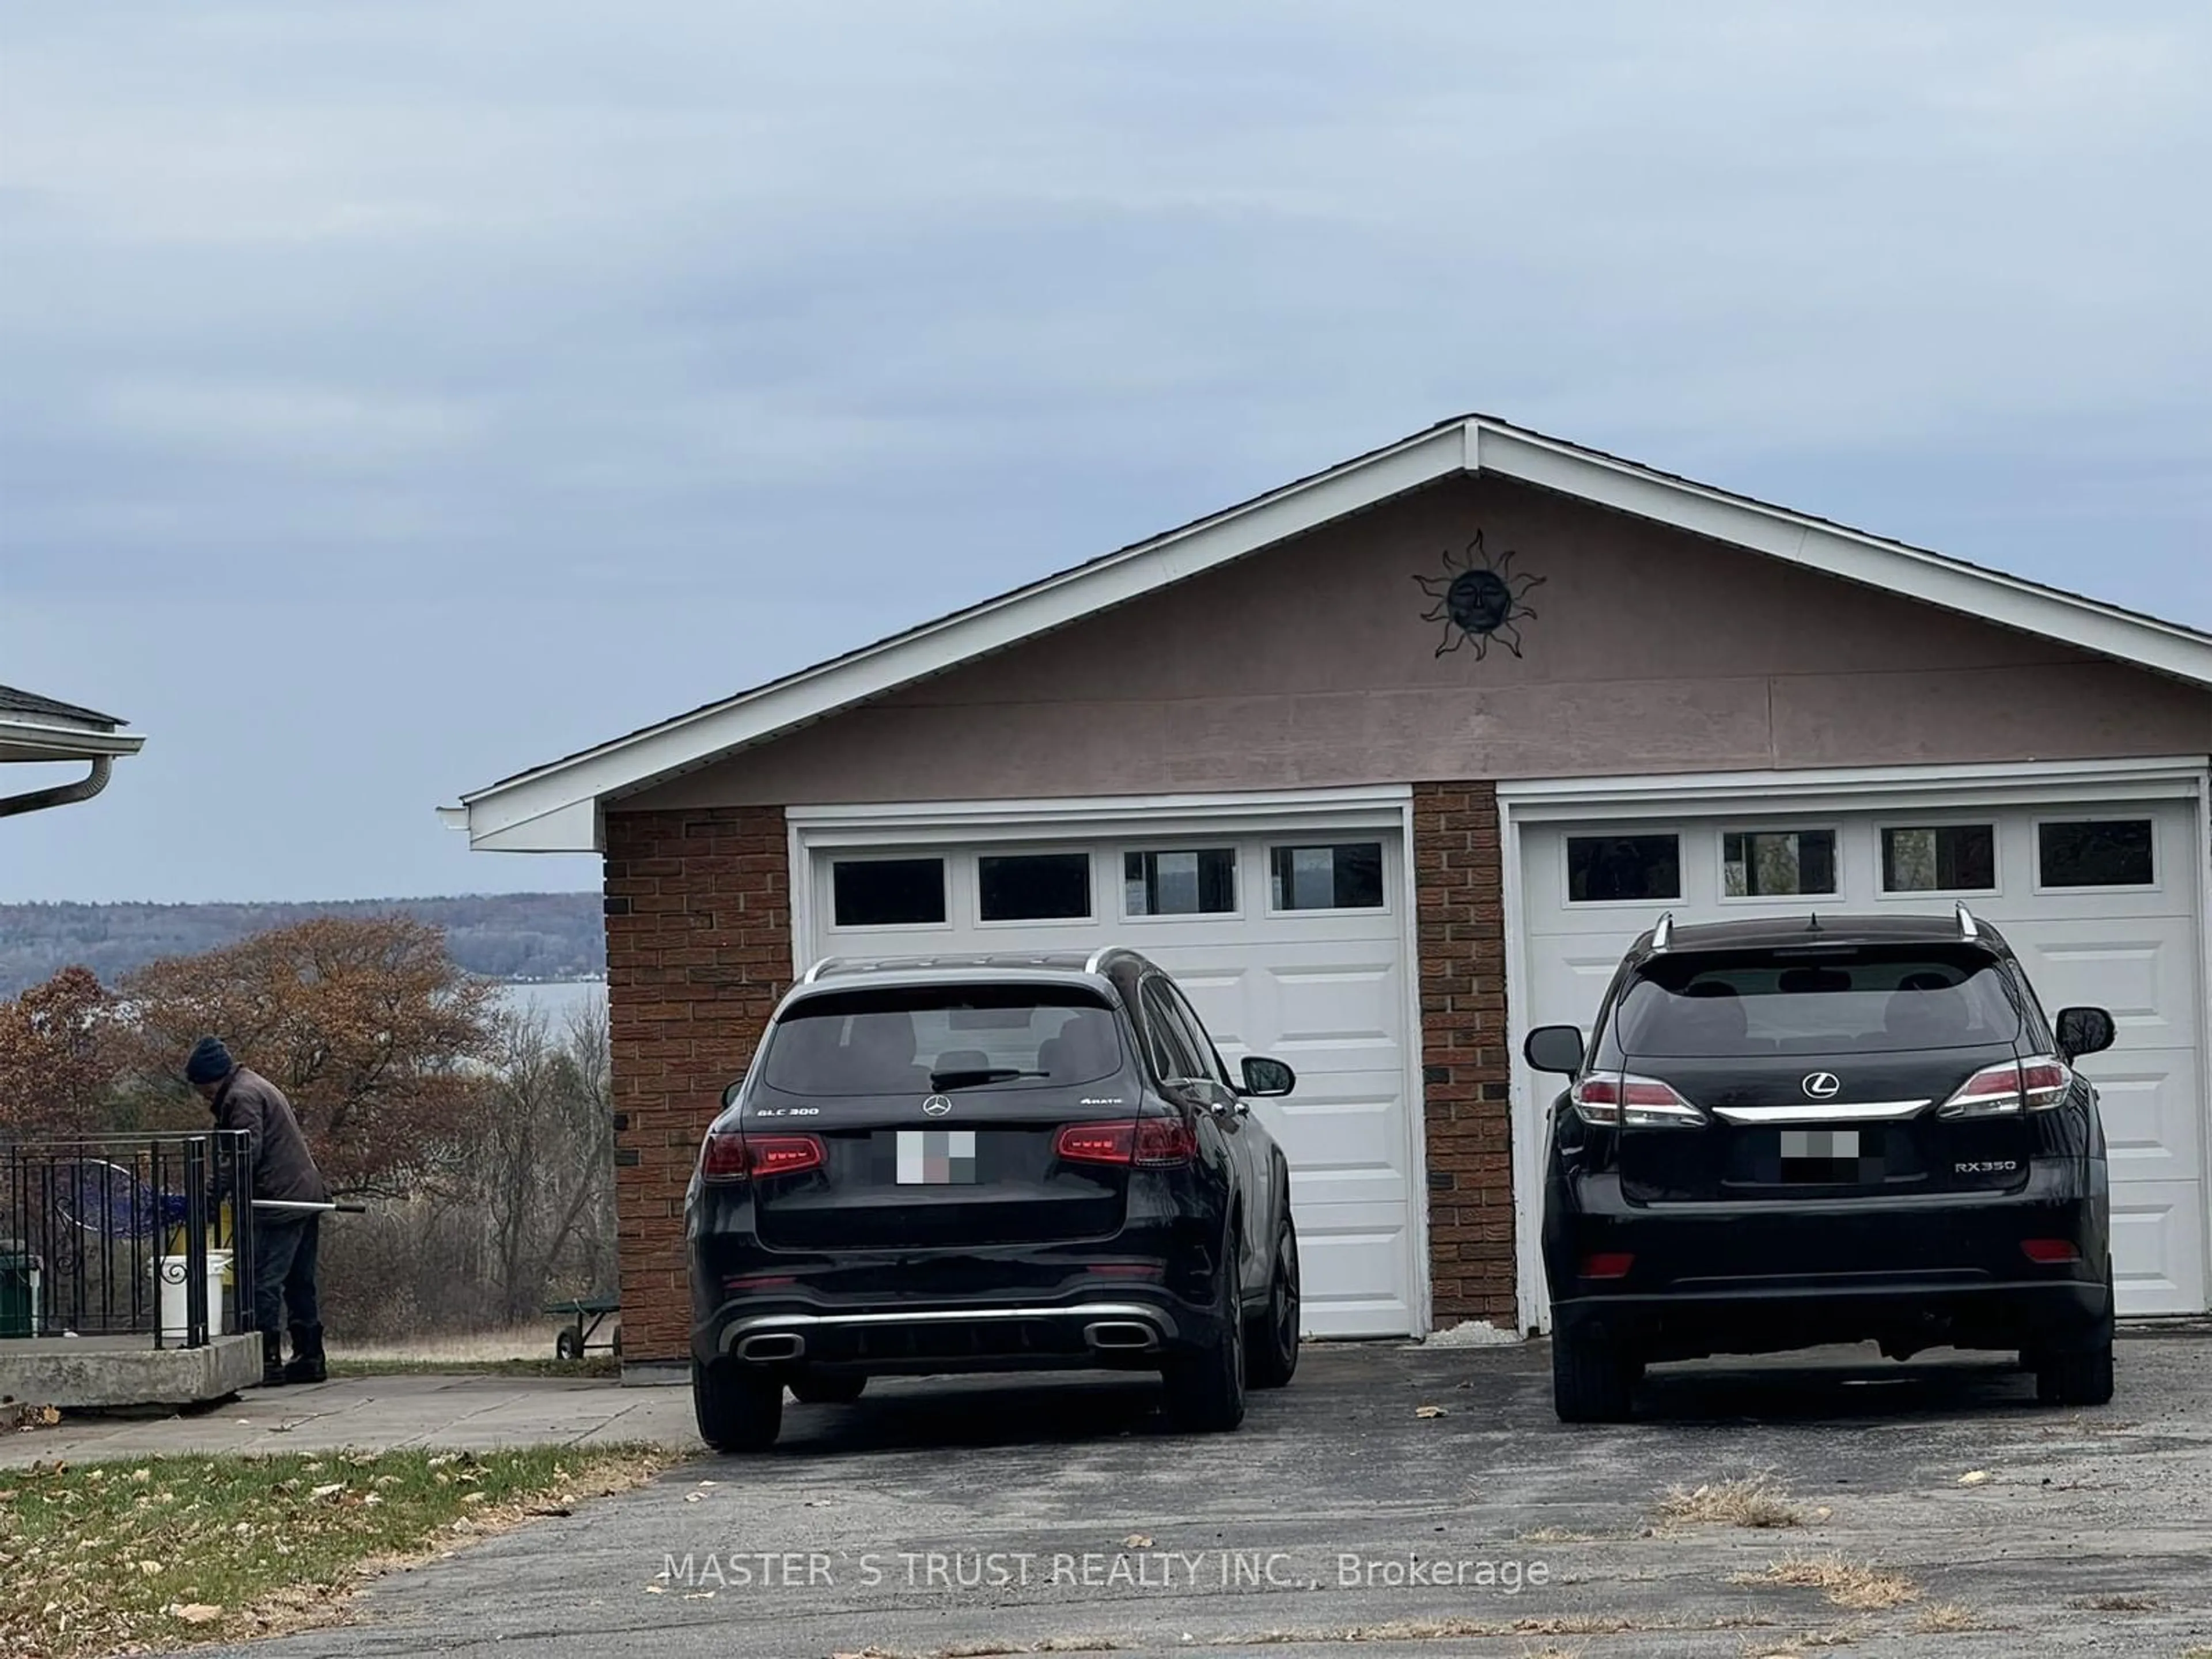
left=1551, top=1279, right=2111, bottom=1359
left=707, top=1298, right=1192, bottom=1373
left=687, top=1234, right=1230, bottom=1373
left=1546, top=1156, right=2111, bottom=1360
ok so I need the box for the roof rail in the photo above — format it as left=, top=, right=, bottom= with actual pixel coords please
left=1651, top=911, right=1674, bottom=951
left=1082, top=945, right=1118, bottom=976
left=1955, top=901, right=1979, bottom=942
left=801, top=956, right=843, bottom=984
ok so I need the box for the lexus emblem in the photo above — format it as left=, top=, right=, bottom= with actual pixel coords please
left=921, top=1094, right=953, bottom=1118
left=1801, top=1072, right=1842, bottom=1100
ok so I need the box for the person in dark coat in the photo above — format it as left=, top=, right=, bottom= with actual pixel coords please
left=185, top=1036, right=330, bottom=1385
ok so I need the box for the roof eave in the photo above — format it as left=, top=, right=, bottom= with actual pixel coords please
left=0, top=717, right=147, bottom=766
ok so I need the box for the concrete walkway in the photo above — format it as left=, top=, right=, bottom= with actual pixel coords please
left=0, top=1373, right=698, bottom=1467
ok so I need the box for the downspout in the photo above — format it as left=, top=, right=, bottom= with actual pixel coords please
left=0, top=756, right=113, bottom=818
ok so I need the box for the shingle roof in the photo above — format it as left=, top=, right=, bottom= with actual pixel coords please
left=0, top=684, right=124, bottom=728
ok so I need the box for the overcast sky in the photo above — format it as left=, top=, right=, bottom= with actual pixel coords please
left=3, top=2, right=2207, bottom=904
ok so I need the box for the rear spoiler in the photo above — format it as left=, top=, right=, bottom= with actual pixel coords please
left=1647, top=902, right=1986, bottom=955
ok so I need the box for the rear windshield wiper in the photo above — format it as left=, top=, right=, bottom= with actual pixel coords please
left=929, top=1067, right=1048, bottom=1089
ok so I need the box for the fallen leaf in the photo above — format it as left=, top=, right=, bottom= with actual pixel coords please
left=460, top=1491, right=488, bottom=1505
left=137, top=1560, right=163, bottom=1575
left=310, top=1483, right=345, bottom=1499
left=1414, top=1404, right=1448, bottom=1419
left=684, top=1492, right=703, bottom=1504
left=1958, top=1470, right=1994, bottom=1487
left=1122, top=1533, right=1153, bottom=1548
left=643, top=1584, right=668, bottom=1595
left=169, top=1603, right=223, bottom=1624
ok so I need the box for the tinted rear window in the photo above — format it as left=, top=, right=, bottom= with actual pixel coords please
left=1604, top=947, right=2022, bottom=1058
left=760, top=985, right=1126, bottom=1096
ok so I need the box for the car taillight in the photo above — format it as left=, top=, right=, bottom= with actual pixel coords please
left=1579, top=1251, right=1635, bottom=1279
left=2020, top=1238, right=2081, bottom=1264
left=1054, top=1118, right=1196, bottom=1166
left=1938, top=1056, right=2071, bottom=1118
left=699, top=1130, right=825, bottom=1180
left=1570, top=1073, right=1706, bottom=1129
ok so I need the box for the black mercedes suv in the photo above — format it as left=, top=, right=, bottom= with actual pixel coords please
left=685, top=950, right=1302, bottom=1451
left=1524, top=907, right=2118, bottom=1422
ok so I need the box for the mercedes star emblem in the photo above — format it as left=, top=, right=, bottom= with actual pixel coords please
left=1801, top=1072, right=1842, bottom=1100
left=922, top=1094, right=953, bottom=1118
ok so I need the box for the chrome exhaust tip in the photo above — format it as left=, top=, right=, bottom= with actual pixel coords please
left=736, top=1331, right=806, bottom=1362
left=1083, top=1320, right=1160, bottom=1352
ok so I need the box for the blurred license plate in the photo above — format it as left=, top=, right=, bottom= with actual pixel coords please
left=896, top=1129, right=978, bottom=1185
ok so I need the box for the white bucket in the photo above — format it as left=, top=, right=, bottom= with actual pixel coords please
left=156, top=1251, right=232, bottom=1340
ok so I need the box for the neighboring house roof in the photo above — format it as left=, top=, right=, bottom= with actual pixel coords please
left=445, top=412, right=2212, bottom=853
left=0, top=684, right=123, bottom=729
left=0, top=682, right=143, bottom=766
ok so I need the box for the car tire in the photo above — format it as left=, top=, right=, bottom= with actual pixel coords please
left=555, top=1328, right=582, bottom=1362
left=1162, top=1247, right=1247, bottom=1433
left=2034, top=1341, right=2115, bottom=1407
left=1551, top=1330, right=1636, bottom=1423
left=692, top=1359, right=783, bottom=1452
left=2033, top=1260, right=2116, bottom=1407
left=1245, top=1211, right=1300, bottom=1391
left=788, top=1373, right=868, bottom=1406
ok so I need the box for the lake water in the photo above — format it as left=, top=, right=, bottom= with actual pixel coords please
left=492, top=979, right=607, bottom=1023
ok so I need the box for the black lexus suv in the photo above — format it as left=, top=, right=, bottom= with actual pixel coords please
left=685, top=950, right=1302, bottom=1452
left=1524, top=907, right=2118, bottom=1422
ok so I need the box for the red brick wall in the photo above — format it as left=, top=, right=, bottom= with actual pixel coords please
left=1412, top=781, right=1518, bottom=1330
left=604, top=805, right=792, bottom=1364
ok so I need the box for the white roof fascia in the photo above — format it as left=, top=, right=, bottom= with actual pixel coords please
left=449, top=415, right=2212, bottom=855
left=1472, top=423, right=2212, bottom=688
left=0, top=717, right=146, bottom=764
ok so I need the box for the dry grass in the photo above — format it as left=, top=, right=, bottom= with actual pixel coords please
left=1653, top=1472, right=1806, bottom=1531
left=0, top=1444, right=675, bottom=1657
left=1732, top=1555, right=1921, bottom=1611
left=1912, top=1603, right=1984, bottom=1633
left=2065, top=1593, right=2161, bottom=1612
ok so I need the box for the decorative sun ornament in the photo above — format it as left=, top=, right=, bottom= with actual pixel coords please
left=1413, top=533, right=1546, bottom=660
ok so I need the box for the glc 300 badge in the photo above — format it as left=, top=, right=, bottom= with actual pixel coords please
left=921, top=1094, right=953, bottom=1118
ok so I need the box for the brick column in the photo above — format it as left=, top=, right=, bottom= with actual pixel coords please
left=1411, top=781, right=1518, bottom=1331
left=603, top=805, right=792, bottom=1366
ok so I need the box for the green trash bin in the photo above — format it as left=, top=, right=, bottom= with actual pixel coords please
left=1, top=1242, right=42, bottom=1338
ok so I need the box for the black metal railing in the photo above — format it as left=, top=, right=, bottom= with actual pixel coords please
left=0, top=1131, right=258, bottom=1349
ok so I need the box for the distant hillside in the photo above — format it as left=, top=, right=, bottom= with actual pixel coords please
left=0, top=893, right=605, bottom=997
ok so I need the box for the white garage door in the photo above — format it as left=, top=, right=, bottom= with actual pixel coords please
left=1518, top=797, right=2207, bottom=1318
left=806, top=827, right=1420, bottom=1337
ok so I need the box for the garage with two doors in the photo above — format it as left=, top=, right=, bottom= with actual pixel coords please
left=448, top=415, right=2212, bottom=1363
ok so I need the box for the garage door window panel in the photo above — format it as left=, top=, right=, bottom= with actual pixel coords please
left=1721, top=829, right=1838, bottom=900
left=832, top=857, right=949, bottom=929
left=1881, top=824, right=1998, bottom=896
left=1124, top=848, right=1238, bottom=918
left=1566, top=834, right=1682, bottom=904
left=1269, top=842, right=1385, bottom=913
left=2037, top=819, right=2156, bottom=892
left=977, top=851, right=1094, bottom=923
